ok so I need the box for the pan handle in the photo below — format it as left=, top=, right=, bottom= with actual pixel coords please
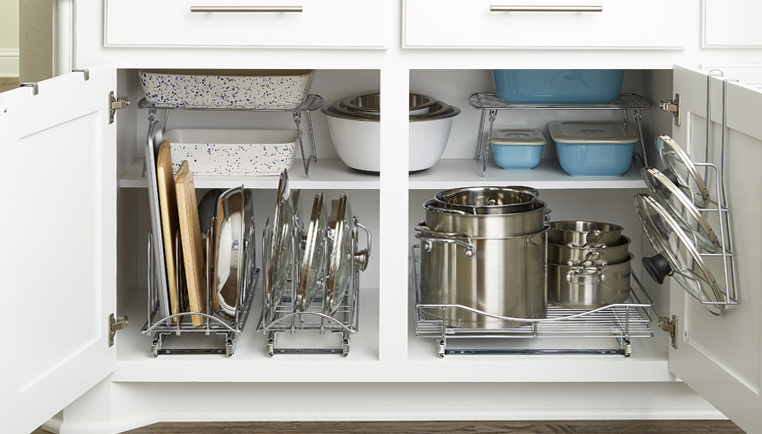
left=414, top=223, right=476, bottom=258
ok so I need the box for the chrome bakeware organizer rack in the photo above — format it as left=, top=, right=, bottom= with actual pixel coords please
left=138, top=94, right=323, bottom=178
left=412, top=245, right=654, bottom=358
left=143, top=224, right=259, bottom=357
left=257, top=185, right=372, bottom=357
left=468, top=93, right=652, bottom=176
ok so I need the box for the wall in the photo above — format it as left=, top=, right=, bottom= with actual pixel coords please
left=0, top=0, right=19, bottom=78
left=19, top=0, right=52, bottom=82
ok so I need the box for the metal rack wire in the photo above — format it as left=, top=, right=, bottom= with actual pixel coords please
left=468, top=92, right=653, bottom=176
left=137, top=94, right=323, bottom=178
left=411, top=245, right=654, bottom=358
left=257, top=214, right=371, bottom=356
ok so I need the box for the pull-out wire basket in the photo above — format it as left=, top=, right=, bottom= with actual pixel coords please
left=412, top=245, right=654, bottom=358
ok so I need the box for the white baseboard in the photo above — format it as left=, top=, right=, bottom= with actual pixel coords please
left=0, top=49, right=20, bottom=78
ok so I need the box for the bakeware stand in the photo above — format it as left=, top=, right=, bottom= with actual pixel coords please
left=469, top=93, right=652, bottom=177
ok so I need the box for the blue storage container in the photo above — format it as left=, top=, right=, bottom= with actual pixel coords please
left=491, top=129, right=546, bottom=169
left=549, top=122, right=637, bottom=176
left=493, top=69, right=624, bottom=105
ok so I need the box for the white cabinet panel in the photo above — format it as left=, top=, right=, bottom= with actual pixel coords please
left=105, top=0, right=387, bottom=48
left=703, top=0, right=762, bottom=47
left=0, top=66, right=118, bottom=434
left=404, top=0, right=686, bottom=49
left=668, top=65, right=762, bottom=434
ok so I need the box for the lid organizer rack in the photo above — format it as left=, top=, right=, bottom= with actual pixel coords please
left=142, top=227, right=260, bottom=357
left=411, top=245, right=654, bottom=358
left=257, top=204, right=371, bottom=357
left=468, top=92, right=653, bottom=176
left=138, top=94, right=324, bottom=178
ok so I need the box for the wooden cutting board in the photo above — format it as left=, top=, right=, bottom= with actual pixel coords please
left=175, top=160, right=207, bottom=326
left=156, top=141, right=181, bottom=321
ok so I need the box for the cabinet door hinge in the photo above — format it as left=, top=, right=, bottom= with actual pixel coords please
left=109, top=91, right=129, bottom=124
left=658, top=315, right=677, bottom=349
left=659, top=93, right=681, bottom=127
left=109, top=313, right=129, bottom=347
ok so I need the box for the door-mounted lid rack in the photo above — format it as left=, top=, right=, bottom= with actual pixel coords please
left=468, top=93, right=653, bottom=177
left=411, top=245, right=654, bottom=358
left=137, top=95, right=323, bottom=178
left=636, top=72, right=740, bottom=315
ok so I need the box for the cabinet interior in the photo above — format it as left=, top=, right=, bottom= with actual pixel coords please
left=113, top=67, right=676, bottom=367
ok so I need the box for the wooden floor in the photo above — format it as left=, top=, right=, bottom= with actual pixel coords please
left=124, top=420, right=746, bottom=434
left=0, top=77, right=19, bottom=93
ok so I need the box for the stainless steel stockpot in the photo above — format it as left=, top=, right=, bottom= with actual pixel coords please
left=548, top=254, right=632, bottom=308
left=423, top=198, right=548, bottom=237
left=548, top=235, right=631, bottom=266
left=548, top=220, right=624, bottom=247
left=416, top=224, right=548, bottom=328
left=433, top=186, right=539, bottom=215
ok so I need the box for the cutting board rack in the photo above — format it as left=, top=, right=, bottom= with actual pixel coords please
left=142, top=223, right=259, bottom=357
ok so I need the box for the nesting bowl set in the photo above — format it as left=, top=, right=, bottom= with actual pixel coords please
left=322, top=93, right=460, bottom=173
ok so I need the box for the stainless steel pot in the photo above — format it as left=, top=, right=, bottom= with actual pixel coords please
left=424, top=198, right=548, bottom=237
left=548, top=254, right=632, bottom=308
left=548, top=236, right=631, bottom=266
left=548, top=220, right=624, bottom=247
left=416, top=224, right=548, bottom=328
left=433, top=186, right=539, bottom=215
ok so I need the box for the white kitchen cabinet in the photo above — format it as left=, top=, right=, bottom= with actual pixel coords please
left=703, top=0, right=762, bottom=47
left=4, top=0, right=762, bottom=433
left=403, top=0, right=687, bottom=49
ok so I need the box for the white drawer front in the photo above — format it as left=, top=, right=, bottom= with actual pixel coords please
left=703, top=0, right=762, bottom=47
left=404, top=0, right=685, bottom=49
left=105, top=0, right=387, bottom=48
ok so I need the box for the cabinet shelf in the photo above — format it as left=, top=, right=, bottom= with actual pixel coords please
left=119, top=158, right=381, bottom=190
left=409, top=159, right=647, bottom=190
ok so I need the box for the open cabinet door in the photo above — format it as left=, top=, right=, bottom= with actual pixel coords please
left=669, top=65, right=762, bottom=432
left=0, top=65, right=118, bottom=434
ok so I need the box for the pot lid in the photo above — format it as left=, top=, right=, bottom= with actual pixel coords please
left=641, top=167, right=721, bottom=253
left=326, top=193, right=354, bottom=315
left=266, top=170, right=295, bottom=321
left=633, top=193, right=725, bottom=315
left=297, top=191, right=328, bottom=312
left=656, top=135, right=711, bottom=208
left=490, top=129, right=547, bottom=146
left=214, top=186, right=246, bottom=317
left=548, top=122, right=638, bottom=144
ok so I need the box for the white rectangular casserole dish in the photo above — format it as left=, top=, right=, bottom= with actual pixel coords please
left=164, top=128, right=298, bottom=176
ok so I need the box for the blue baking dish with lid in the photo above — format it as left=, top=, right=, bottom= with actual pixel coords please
left=549, top=122, right=637, bottom=176
left=490, top=129, right=546, bottom=169
left=493, top=69, right=624, bottom=105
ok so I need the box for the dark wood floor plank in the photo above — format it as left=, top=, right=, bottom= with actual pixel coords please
left=123, top=420, right=746, bottom=434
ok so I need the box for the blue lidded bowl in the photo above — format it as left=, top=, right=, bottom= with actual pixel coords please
left=491, top=129, right=546, bottom=169
left=493, top=69, right=624, bottom=105
left=549, top=122, right=637, bottom=176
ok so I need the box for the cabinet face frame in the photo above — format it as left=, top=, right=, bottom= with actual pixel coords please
left=0, top=65, right=118, bottom=434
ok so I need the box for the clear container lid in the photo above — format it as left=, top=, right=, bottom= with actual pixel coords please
left=633, top=193, right=725, bottom=315
left=549, top=122, right=638, bottom=144
left=491, top=129, right=547, bottom=146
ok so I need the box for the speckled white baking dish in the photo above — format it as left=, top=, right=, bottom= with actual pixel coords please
left=138, top=69, right=315, bottom=109
left=163, top=128, right=297, bottom=176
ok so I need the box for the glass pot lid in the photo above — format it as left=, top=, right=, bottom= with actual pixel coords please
left=656, top=135, right=711, bottom=208
left=266, top=170, right=295, bottom=321
left=633, top=193, right=725, bottom=315
left=641, top=167, right=721, bottom=253
left=325, top=194, right=354, bottom=315
left=297, top=192, right=328, bottom=312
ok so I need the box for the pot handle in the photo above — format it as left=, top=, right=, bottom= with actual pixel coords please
left=565, top=264, right=607, bottom=285
left=414, top=223, right=476, bottom=258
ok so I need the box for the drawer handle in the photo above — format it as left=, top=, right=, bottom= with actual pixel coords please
left=490, top=5, right=603, bottom=12
left=190, top=6, right=304, bottom=13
